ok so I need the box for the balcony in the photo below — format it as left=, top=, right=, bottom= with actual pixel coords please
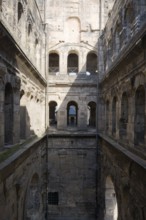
left=49, top=67, right=59, bottom=75
left=68, top=67, right=78, bottom=76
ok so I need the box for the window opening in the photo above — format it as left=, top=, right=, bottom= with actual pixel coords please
left=49, top=101, right=58, bottom=125
left=68, top=53, right=78, bottom=75
left=49, top=53, right=59, bottom=75
left=48, top=192, right=59, bottom=205
left=86, top=52, right=97, bottom=74
left=67, top=101, right=78, bottom=126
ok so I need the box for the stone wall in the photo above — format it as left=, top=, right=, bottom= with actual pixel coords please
left=0, top=136, right=47, bottom=220
left=0, top=0, right=47, bottom=148
left=98, top=134, right=146, bottom=220
left=0, top=0, right=45, bottom=77
left=98, top=0, right=146, bottom=157
left=47, top=134, right=97, bottom=220
left=97, top=0, right=146, bottom=219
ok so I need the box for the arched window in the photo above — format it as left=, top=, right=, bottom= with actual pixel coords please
left=86, top=52, right=97, bottom=75
left=114, top=26, right=120, bottom=56
left=67, top=101, right=78, bottom=126
left=104, top=176, right=118, bottom=220
left=87, top=102, right=96, bottom=127
left=112, top=97, right=117, bottom=135
left=120, top=92, right=128, bottom=138
left=49, top=53, right=59, bottom=75
left=4, top=83, right=13, bottom=145
left=18, top=2, right=23, bottom=22
left=124, top=4, right=135, bottom=41
left=106, top=101, right=109, bottom=132
left=67, top=53, right=78, bottom=75
left=49, top=101, right=58, bottom=125
left=134, top=86, right=145, bottom=145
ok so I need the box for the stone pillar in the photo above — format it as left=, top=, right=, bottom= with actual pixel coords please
left=13, top=89, right=20, bottom=144
left=78, top=98, right=87, bottom=130
left=98, top=96, right=105, bottom=133
left=60, top=51, right=68, bottom=74
left=128, top=92, right=135, bottom=147
left=108, top=101, right=112, bottom=136
left=116, top=97, right=120, bottom=140
left=0, top=84, right=4, bottom=148
left=79, top=50, right=86, bottom=73
left=57, top=102, right=67, bottom=129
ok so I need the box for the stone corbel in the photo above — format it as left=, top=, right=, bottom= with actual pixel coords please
left=14, top=76, right=21, bottom=90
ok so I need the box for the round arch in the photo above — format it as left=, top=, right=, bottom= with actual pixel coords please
left=49, top=52, right=60, bottom=75
left=67, top=101, right=78, bottom=126
left=24, top=173, right=41, bottom=220
left=49, top=101, right=58, bottom=125
left=67, top=53, right=79, bottom=75
left=120, top=92, right=128, bottom=139
left=86, top=52, right=98, bottom=75
left=104, top=176, right=118, bottom=220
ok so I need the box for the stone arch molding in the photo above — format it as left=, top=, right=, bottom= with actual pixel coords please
left=134, top=73, right=145, bottom=90
left=0, top=61, right=20, bottom=90
left=24, top=173, right=42, bottom=220
left=104, top=176, right=118, bottom=220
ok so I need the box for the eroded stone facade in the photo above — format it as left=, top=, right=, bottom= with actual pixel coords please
left=98, top=0, right=146, bottom=219
left=1, top=0, right=146, bottom=220
left=47, top=0, right=114, bottom=131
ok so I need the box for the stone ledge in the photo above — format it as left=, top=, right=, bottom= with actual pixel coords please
left=98, top=133, right=146, bottom=170
left=0, top=134, right=47, bottom=181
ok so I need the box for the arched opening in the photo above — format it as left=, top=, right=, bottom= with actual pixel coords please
left=124, top=4, right=135, bottom=40
left=120, top=92, right=128, bottom=138
left=67, top=101, right=78, bottom=126
left=104, top=176, right=118, bottom=220
left=112, top=97, right=117, bottom=135
left=134, top=86, right=145, bottom=145
left=67, top=53, right=78, bottom=75
left=24, top=174, right=41, bottom=220
left=49, top=53, right=59, bottom=75
left=106, top=101, right=109, bottom=132
left=87, top=102, right=96, bottom=127
left=18, top=2, right=23, bottom=22
left=114, top=26, right=120, bottom=56
left=4, top=83, right=13, bottom=145
left=49, top=101, right=58, bottom=126
left=86, top=52, right=98, bottom=75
